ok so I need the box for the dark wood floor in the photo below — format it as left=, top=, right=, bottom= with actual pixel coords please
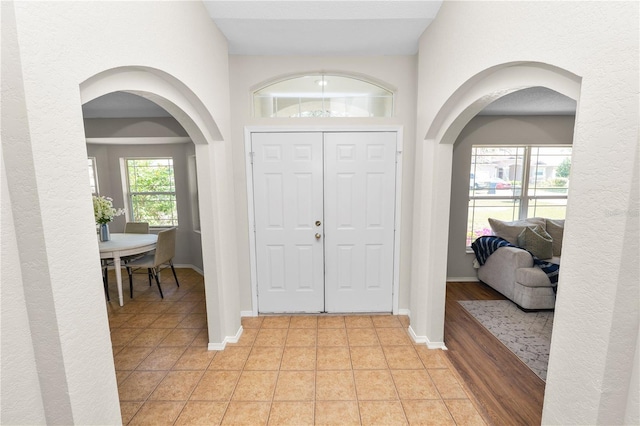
left=443, top=281, right=546, bottom=426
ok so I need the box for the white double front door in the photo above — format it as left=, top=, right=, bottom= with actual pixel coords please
left=251, top=131, right=397, bottom=313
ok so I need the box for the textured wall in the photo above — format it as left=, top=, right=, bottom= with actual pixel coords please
left=414, top=1, right=639, bottom=423
left=2, top=1, right=232, bottom=423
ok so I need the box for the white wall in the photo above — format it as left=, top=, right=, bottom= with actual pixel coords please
left=2, top=1, right=234, bottom=423
left=3, top=1, right=637, bottom=424
left=228, top=56, right=418, bottom=314
left=84, top=117, right=188, bottom=138
left=447, top=115, right=575, bottom=280
left=1, top=152, right=47, bottom=424
left=414, top=1, right=638, bottom=424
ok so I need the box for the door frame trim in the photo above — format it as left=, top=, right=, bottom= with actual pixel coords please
left=244, top=125, right=404, bottom=315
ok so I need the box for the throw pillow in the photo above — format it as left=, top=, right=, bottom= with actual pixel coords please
left=488, top=217, right=546, bottom=245
left=517, top=225, right=554, bottom=259
left=546, top=219, right=565, bottom=257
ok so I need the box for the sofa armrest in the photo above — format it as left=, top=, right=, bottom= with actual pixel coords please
left=477, top=247, right=533, bottom=300
left=491, top=246, right=535, bottom=268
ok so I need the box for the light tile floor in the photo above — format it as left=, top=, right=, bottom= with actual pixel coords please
left=106, top=268, right=486, bottom=425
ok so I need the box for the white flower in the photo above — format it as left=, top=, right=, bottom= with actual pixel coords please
left=93, top=195, right=124, bottom=225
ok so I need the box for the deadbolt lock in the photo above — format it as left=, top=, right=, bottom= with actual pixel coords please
left=315, top=220, right=321, bottom=226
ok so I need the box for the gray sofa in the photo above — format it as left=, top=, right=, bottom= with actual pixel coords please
left=476, top=217, right=564, bottom=310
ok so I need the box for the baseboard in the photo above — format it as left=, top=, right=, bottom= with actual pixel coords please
left=446, top=277, right=479, bottom=282
left=173, top=263, right=203, bottom=275
left=397, top=308, right=410, bottom=318
left=408, top=325, right=448, bottom=350
left=208, top=325, right=243, bottom=351
left=240, top=311, right=254, bottom=317
left=108, top=263, right=203, bottom=276
left=112, top=262, right=228, bottom=349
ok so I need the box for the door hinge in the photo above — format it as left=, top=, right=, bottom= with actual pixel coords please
left=249, top=151, right=255, bottom=164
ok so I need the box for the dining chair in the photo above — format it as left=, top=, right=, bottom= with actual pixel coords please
left=123, top=221, right=151, bottom=265
left=103, top=222, right=149, bottom=266
left=124, top=222, right=149, bottom=234
left=125, top=227, right=179, bottom=299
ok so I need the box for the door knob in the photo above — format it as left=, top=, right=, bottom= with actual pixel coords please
left=315, top=220, right=321, bottom=226
left=315, top=233, right=321, bottom=239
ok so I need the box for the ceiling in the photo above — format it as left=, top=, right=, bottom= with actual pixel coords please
left=203, top=0, right=442, bottom=56
left=81, top=1, right=576, bottom=119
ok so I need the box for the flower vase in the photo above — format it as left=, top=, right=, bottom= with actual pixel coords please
left=99, top=223, right=110, bottom=242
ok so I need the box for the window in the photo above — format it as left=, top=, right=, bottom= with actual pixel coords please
left=253, top=74, right=394, bottom=118
left=187, top=155, right=200, bottom=232
left=125, top=158, right=178, bottom=227
left=88, top=157, right=99, bottom=195
left=467, top=145, right=571, bottom=246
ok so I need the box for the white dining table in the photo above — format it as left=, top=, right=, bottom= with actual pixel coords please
left=99, top=233, right=157, bottom=306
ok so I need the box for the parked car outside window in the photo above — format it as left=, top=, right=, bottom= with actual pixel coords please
left=474, top=177, right=512, bottom=190
left=485, top=177, right=512, bottom=189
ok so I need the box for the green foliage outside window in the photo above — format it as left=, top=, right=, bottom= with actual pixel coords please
left=555, top=157, right=571, bottom=178
left=127, top=158, right=178, bottom=227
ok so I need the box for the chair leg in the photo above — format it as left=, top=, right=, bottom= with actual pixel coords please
left=102, top=268, right=110, bottom=301
left=151, top=268, right=164, bottom=298
left=170, top=261, right=180, bottom=287
left=147, top=268, right=153, bottom=287
left=127, top=267, right=134, bottom=299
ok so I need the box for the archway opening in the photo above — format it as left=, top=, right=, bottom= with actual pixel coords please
left=412, top=62, right=581, bottom=424
left=79, top=66, right=232, bottom=354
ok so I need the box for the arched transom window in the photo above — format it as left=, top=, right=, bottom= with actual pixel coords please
left=253, top=74, right=394, bottom=118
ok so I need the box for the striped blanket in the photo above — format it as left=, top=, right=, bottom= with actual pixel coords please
left=471, top=236, right=560, bottom=292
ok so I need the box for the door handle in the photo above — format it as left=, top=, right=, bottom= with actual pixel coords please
left=315, top=233, right=322, bottom=239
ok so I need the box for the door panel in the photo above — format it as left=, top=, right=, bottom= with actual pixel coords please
left=324, top=132, right=397, bottom=312
left=252, top=132, right=324, bottom=313
left=252, top=131, right=396, bottom=314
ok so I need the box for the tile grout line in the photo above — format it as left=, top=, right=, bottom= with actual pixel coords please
left=264, top=320, right=289, bottom=426
left=312, top=322, right=318, bottom=426
left=163, top=305, right=214, bottom=425
left=344, top=326, right=362, bottom=425
left=111, top=279, right=486, bottom=425
left=112, top=275, right=203, bottom=424
left=377, top=324, right=410, bottom=425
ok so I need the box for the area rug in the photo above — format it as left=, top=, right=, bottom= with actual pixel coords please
left=458, top=300, right=554, bottom=381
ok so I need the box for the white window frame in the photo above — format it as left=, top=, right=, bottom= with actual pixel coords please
left=187, top=155, right=200, bottom=233
left=467, top=145, right=571, bottom=247
left=253, top=73, right=395, bottom=118
left=88, top=157, right=99, bottom=195
left=122, top=157, right=179, bottom=228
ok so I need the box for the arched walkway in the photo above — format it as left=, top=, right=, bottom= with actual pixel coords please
left=426, top=62, right=581, bottom=144
left=80, top=66, right=240, bottom=348
left=409, top=61, right=581, bottom=349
